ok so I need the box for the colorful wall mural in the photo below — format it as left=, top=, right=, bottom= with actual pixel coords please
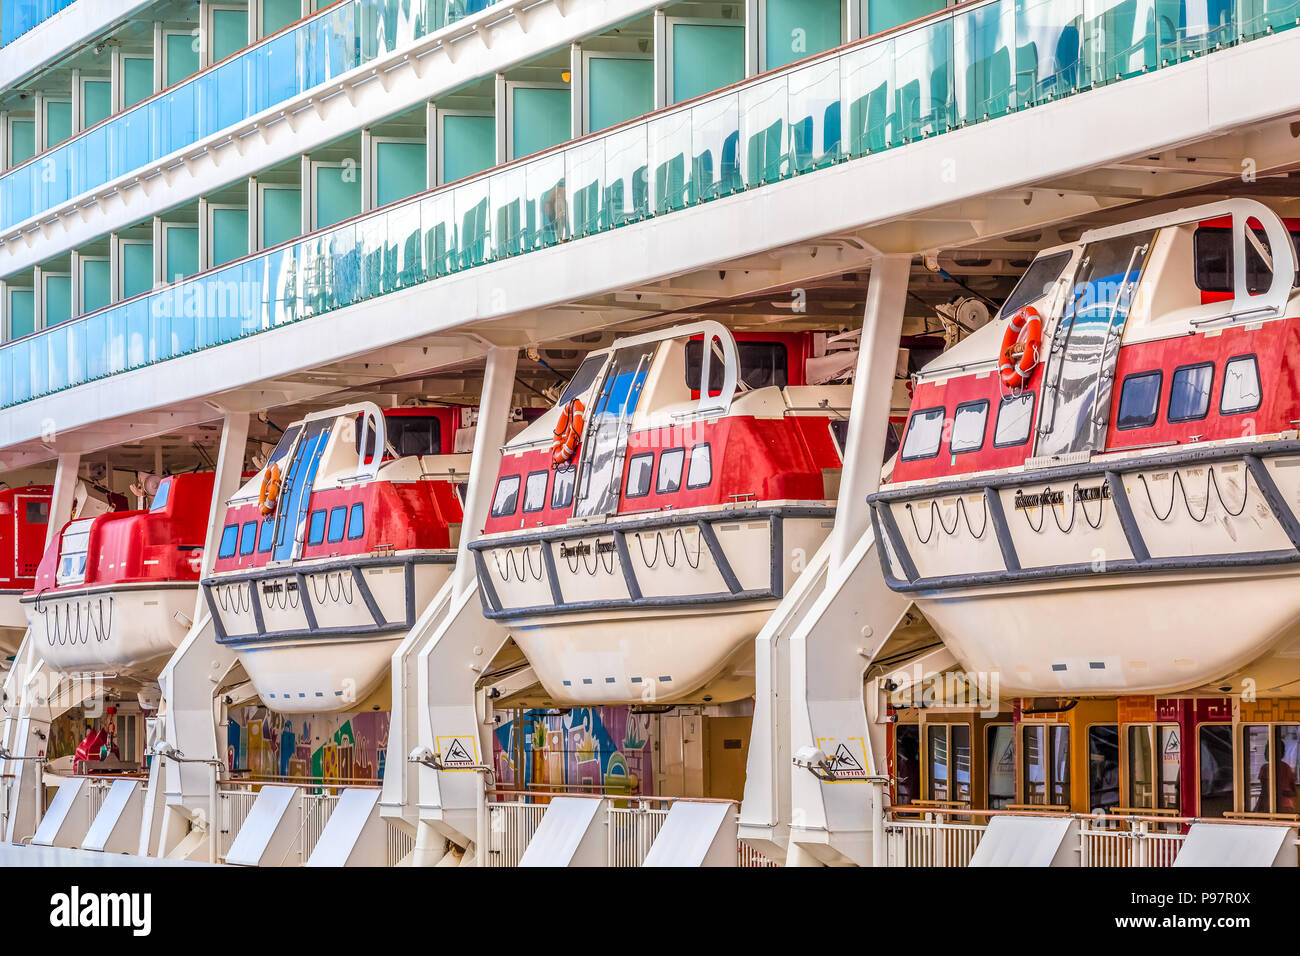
left=493, top=707, right=655, bottom=795
left=226, top=706, right=389, bottom=783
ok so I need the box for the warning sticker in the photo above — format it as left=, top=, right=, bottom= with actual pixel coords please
left=436, top=735, right=480, bottom=770
left=816, top=736, right=870, bottom=781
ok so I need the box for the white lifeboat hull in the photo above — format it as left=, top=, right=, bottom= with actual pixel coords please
left=204, top=552, right=454, bottom=713
left=870, top=441, right=1300, bottom=695
left=0, top=590, right=29, bottom=653
left=20, top=581, right=196, bottom=676
left=473, top=504, right=835, bottom=705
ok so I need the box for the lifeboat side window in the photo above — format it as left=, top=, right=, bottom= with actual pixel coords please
left=992, top=393, right=1036, bottom=448
left=522, top=471, right=550, bottom=513
left=686, top=340, right=788, bottom=392
left=559, top=356, right=606, bottom=404
left=258, top=519, right=275, bottom=553
left=1116, top=371, right=1162, bottom=430
left=1168, top=362, right=1215, bottom=423
left=238, top=521, right=258, bottom=556
left=686, top=444, right=712, bottom=489
left=551, top=467, right=576, bottom=510
left=218, top=524, right=239, bottom=559
left=656, top=448, right=685, bottom=494
left=347, top=503, right=365, bottom=540
left=1198, top=724, right=1234, bottom=818
left=490, top=476, right=521, bottom=518
left=308, top=509, right=327, bottom=545
left=625, top=453, right=655, bottom=498
left=1220, top=355, right=1262, bottom=415
left=149, top=478, right=171, bottom=512
left=900, top=407, right=945, bottom=461
left=327, top=506, right=348, bottom=543
left=1001, top=250, right=1072, bottom=317
left=949, top=401, right=989, bottom=454
left=1194, top=226, right=1300, bottom=293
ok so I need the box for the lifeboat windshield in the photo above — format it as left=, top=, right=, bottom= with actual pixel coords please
left=1036, top=229, right=1155, bottom=458
left=573, top=341, right=657, bottom=519
left=270, top=418, right=332, bottom=562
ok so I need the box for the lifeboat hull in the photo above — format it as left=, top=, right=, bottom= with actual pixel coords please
left=0, top=590, right=29, bottom=653
left=20, top=581, right=196, bottom=676
left=204, top=552, right=454, bottom=713
left=869, top=439, right=1300, bottom=695
left=472, top=504, right=835, bottom=705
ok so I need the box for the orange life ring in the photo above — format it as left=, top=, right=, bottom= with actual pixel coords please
left=998, top=306, right=1043, bottom=389
left=551, top=399, right=585, bottom=467
left=258, top=462, right=282, bottom=518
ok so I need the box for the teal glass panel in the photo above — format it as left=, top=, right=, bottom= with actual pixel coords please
left=9, top=119, right=35, bottom=164
left=766, top=0, right=842, bottom=69
left=954, top=0, right=1016, bottom=124
left=45, top=100, right=72, bottom=147
left=262, top=0, right=300, bottom=35
left=512, top=86, right=571, bottom=159
left=212, top=207, right=250, bottom=266
left=890, top=17, right=954, bottom=142
left=1240, top=0, right=1296, bottom=37
left=315, top=164, right=361, bottom=229
left=789, top=58, right=842, bottom=171
left=123, top=57, right=154, bottom=108
left=1016, top=0, right=1084, bottom=108
left=44, top=274, right=72, bottom=326
left=671, top=23, right=744, bottom=104
left=81, top=258, right=111, bottom=314
left=442, top=113, right=494, bottom=183
left=869, top=0, right=945, bottom=34
left=121, top=242, right=154, bottom=299
left=262, top=186, right=302, bottom=247
left=376, top=141, right=427, bottom=207
left=2, top=0, right=78, bottom=47
left=213, top=8, right=249, bottom=61
left=740, top=77, right=788, bottom=187
left=165, top=226, right=200, bottom=282
left=82, top=80, right=112, bottom=127
left=603, top=124, right=649, bottom=226
left=564, top=140, right=603, bottom=239
left=587, top=57, right=653, bottom=133
left=8, top=290, right=35, bottom=339
left=166, top=33, right=200, bottom=87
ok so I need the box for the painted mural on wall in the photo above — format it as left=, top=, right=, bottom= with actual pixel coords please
left=226, top=706, right=389, bottom=782
left=493, top=707, right=654, bottom=795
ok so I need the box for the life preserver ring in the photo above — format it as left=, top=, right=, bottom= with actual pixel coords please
left=551, top=399, right=585, bottom=467
left=998, top=306, right=1043, bottom=389
left=258, top=462, right=282, bottom=518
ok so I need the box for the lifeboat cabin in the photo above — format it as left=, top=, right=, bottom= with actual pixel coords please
left=0, top=484, right=53, bottom=652
left=470, top=321, right=850, bottom=707
left=204, top=403, right=468, bottom=714
left=21, top=473, right=214, bottom=677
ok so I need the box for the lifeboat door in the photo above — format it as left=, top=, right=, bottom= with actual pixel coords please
left=571, top=343, right=658, bottom=519
left=1034, top=229, right=1155, bottom=459
left=270, top=419, right=332, bottom=562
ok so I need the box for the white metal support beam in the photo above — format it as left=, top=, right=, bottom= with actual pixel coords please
left=46, top=452, right=81, bottom=548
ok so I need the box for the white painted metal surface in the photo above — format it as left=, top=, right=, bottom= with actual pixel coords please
left=222, top=784, right=302, bottom=867
left=305, top=789, right=385, bottom=867
left=31, top=776, right=90, bottom=848
left=641, top=801, right=737, bottom=867
left=1173, top=823, right=1299, bottom=867
left=82, top=778, right=145, bottom=854
left=967, top=815, right=1081, bottom=867
left=516, top=796, right=608, bottom=867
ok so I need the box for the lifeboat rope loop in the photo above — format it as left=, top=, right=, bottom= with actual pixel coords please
left=563, top=543, right=616, bottom=576
left=215, top=582, right=252, bottom=614
left=1137, top=465, right=1250, bottom=523
left=1019, top=483, right=1107, bottom=534
left=635, top=527, right=704, bottom=570
left=906, top=496, right=988, bottom=543
left=260, top=578, right=300, bottom=610
left=492, top=546, right=545, bottom=582
left=36, top=594, right=112, bottom=648
left=310, top=570, right=355, bottom=606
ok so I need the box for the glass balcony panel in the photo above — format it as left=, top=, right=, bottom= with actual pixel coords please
left=954, top=0, right=1018, bottom=125
left=602, top=124, right=650, bottom=228
left=66, top=319, right=86, bottom=389
left=691, top=92, right=742, bottom=202
left=46, top=324, right=69, bottom=393
left=489, top=162, right=532, bottom=256
left=891, top=18, right=954, bottom=144
left=387, top=201, right=425, bottom=289
left=453, top=178, right=492, bottom=271
left=842, top=35, right=896, bottom=155
left=648, top=110, right=692, bottom=215
left=10, top=339, right=30, bottom=406
left=84, top=311, right=107, bottom=381
left=262, top=244, right=300, bottom=327
left=739, top=78, right=789, bottom=190
left=525, top=153, right=566, bottom=251
left=1084, top=0, right=1159, bottom=82
left=564, top=140, right=605, bottom=240
left=1016, top=0, right=1086, bottom=107
left=357, top=215, right=387, bottom=299
left=1240, top=0, right=1298, bottom=37
left=787, top=59, right=842, bottom=173
left=124, top=298, right=150, bottom=369
left=421, top=192, right=458, bottom=278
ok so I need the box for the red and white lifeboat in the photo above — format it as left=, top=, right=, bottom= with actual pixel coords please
left=868, top=198, right=1300, bottom=696
left=21, top=473, right=214, bottom=677
left=470, top=321, right=851, bottom=707
left=204, top=403, right=468, bottom=713
left=0, top=484, right=54, bottom=653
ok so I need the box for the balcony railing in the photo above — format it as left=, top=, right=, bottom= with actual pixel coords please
left=1, top=0, right=77, bottom=48
left=2, top=0, right=1297, bottom=410
left=0, top=0, right=504, bottom=230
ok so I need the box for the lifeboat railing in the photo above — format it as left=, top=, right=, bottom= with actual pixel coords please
left=882, top=806, right=1300, bottom=867
left=471, top=505, right=834, bottom=619
left=868, top=437, right=1300, bottom=592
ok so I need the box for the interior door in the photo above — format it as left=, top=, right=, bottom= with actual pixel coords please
left=271, top=419, right=332, bottom=562
left=572, top=343, right=657, bottom=519
left=1035, top=230, right=1155, bottom=458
